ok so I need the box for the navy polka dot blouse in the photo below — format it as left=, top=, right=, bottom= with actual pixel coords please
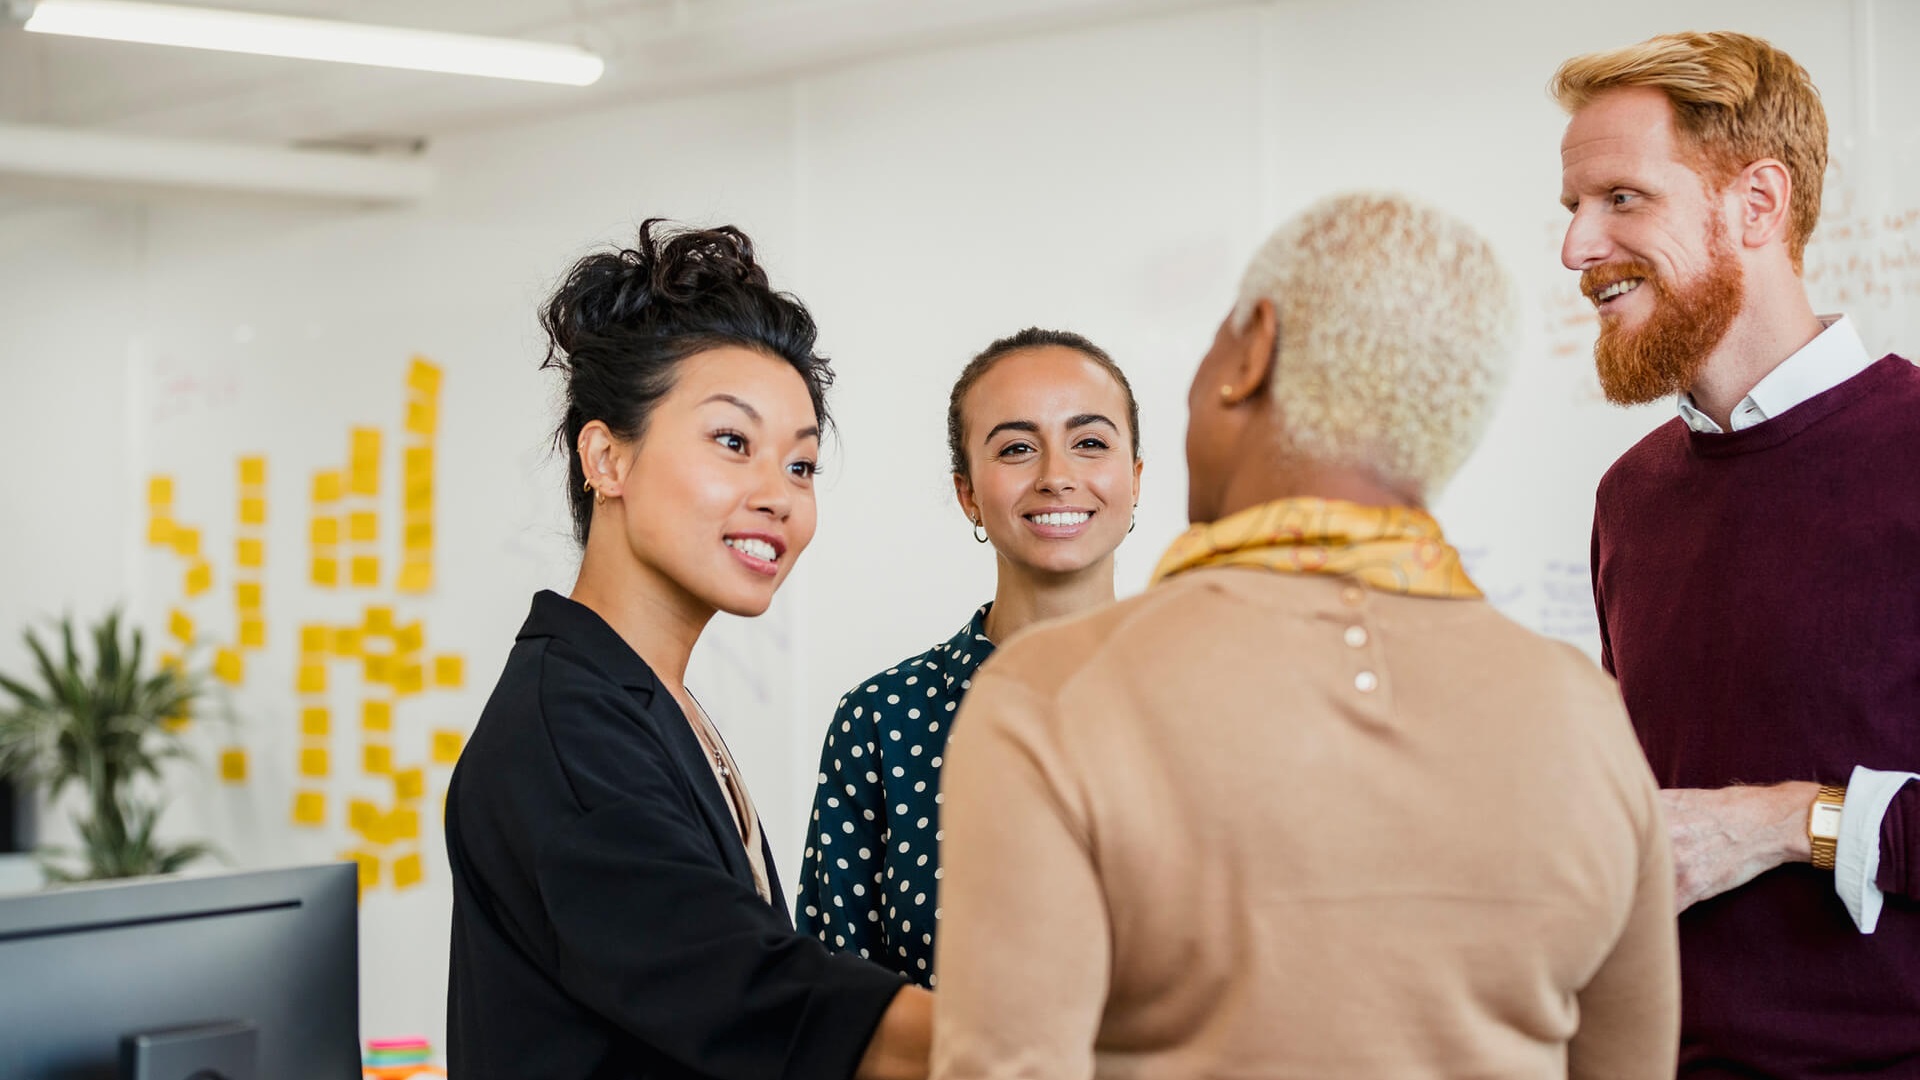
left=796, top=604, right=994, bottom=987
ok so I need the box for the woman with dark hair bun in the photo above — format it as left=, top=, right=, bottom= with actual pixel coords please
left=446, top=220, right=930, bottom=1080
left=796, top=329, right=1143, bottom=987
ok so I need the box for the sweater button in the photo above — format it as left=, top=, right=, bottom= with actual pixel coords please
left=1343, top=625, right=1369, bottom=648
left=1354, top=671, right=1379, bottom=693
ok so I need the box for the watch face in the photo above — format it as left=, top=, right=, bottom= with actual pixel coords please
left=1811, top=801, right=1845, bottom=840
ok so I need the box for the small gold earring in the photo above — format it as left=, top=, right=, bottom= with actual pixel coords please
left=582, top=477, right=593, bottom=493
left=1219, top=384, right=1235, bottom=401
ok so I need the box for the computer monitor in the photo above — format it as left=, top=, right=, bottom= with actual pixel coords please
left=0, top=862, right=360, bottom=1079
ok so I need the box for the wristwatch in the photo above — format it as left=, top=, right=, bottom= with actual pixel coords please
left=1808, top=784, right=1847, bottom=871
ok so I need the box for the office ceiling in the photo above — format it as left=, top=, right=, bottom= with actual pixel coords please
left=0, top=0, right=1235, bottom=145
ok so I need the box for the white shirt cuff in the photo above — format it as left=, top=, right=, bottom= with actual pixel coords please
left=1834, top=764, right=1920, bottom=933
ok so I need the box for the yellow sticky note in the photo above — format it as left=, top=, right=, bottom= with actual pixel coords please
left=299, top=746, right=330, bottom=778
left=348, top=511, right=378, bottom=543
left=390, top=806, right=422, bottom=842
left=159, top=652, right=183, bottom=675
left=431, top=728, right=464, bottom=766
left=239, top=617, right=266, bottom=649
left=297, top=663, right=327, bottom=695
left=212, top=647, right=244, bottom=685
left=363, top=700, right=393, bottom=732
left=349, top=466, right=378, bottom=498
left=407, top=357, right=442, bottom=396
left=404, top=400, right=438, bottom=438
left=171, top=527, right=201, bottom=559
left=184, top=560, right=213, bottom=597
left=333, top=627, right=363, bottom=657
left=292, top=790, right=326, bottom=826
left=311, top=557, right=339, bottom=588
left=395, top=662, right=425, bottom=697
left=219, top=748, right=247, bottom=783
left=364, top=743, right=393, bottom=775
left=300, top=624, right=328, bottom=655
left=236, top=537, right=265, bottom=568
left=312, top=470, right=343, bottom=503
left=147, top=516, right=176, bottom=545
left=148, top=476, right=174, bottom=507
left=310, top=517, right=339, bottom=546
left=394, top=767, right=426, bottom=802
left=161, top=712, right=191, bottom=733
left=348, top=799, right=379, bottom=835
left=169, top=609, right=194, bottom=644
left=235, top=581, right=263, bottom=611
left=238, top=456, right=266, bottom=487
left=364, top=606, right=395, bottom=636
left=392, top=851, right=424, bottom=889
left=397, top=561, right=433, bottom=594
left=300, top=706, right=330, bottom=737
left=403, top=478, right=433, bottom=512
left=364, top=654, right=394, bottom=686
left=343, top=849, right=380, bottom=891
left=350, top=556, right=380, bottom=587
left=394, top=622, right=424, bottom=655
left=403, top=521, right=433, bottom=551
left=351, top=427, right=381, bottom=461
left=404, top=446, right=433, bottom=478
left=433, top=654, right=464, bottom=689
left=238, top=496, right=266, bottom=526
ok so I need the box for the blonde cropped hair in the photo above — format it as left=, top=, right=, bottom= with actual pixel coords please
left=1231, top=192, right=1517, bottom=499
left=1550, top=31, right=1827, bottom=269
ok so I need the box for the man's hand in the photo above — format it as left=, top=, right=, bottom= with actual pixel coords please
left=1662, top=782, right=1818, bottom=913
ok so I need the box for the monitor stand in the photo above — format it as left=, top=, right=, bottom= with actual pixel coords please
left=121, top=1019, right=258, bottom=1080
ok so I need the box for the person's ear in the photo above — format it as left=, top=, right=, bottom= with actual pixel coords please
left=1734, top=158, right=1794, bottom=253
left=1219, top=298, right=1279, bottom=405
left=578, top=421, right=626, bottom=501
left=952, top=472, right=982, bottom=527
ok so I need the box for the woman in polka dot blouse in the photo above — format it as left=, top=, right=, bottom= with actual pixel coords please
left=797, top=327, right=1144, bottom=985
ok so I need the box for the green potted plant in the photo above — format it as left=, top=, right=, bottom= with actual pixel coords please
left=0, top=610, right=217, bottom=882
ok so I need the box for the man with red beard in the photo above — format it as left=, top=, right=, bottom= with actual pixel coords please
left=1554, top=31, right=1920, bottom=1078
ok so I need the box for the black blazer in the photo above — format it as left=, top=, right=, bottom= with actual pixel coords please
left=446, top=591, right=905, bottom=1080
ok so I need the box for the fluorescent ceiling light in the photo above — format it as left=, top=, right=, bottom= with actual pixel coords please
left=14, top=0, right=605, bottom=85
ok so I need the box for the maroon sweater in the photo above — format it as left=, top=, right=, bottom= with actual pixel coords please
left=1593, top=355, right=1920, bottom=1078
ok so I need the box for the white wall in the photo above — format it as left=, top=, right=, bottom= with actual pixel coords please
left=0, top=0, right=1914, bottom=1050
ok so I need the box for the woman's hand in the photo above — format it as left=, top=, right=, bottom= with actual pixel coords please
left=856, top=985, right=933, bottom=1080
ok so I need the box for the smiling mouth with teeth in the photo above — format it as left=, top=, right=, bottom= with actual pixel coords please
left=725, top=537, right=779, bottom=562
left=1027, top=511, right=1092, bottom=527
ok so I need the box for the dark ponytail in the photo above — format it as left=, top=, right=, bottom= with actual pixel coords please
left=541, top=219, right=833, bottom=544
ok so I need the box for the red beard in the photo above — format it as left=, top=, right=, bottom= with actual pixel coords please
left=1583, top=226, right=1745, bottom=407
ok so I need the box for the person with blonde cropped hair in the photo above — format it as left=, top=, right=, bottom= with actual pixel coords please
left=929, top=192, right=1679, bottom=1078
left=1555, top=30, right=1920, bottom=1078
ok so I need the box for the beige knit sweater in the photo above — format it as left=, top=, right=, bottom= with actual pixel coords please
left=931, top=568, right=1678, bottom=1079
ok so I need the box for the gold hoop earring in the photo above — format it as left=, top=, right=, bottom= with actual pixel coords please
left=972, top=519, right=989, bottom=544
left=582, top=477, right=593, bottom=493
left=1129, top=508, right=1137, bottom=534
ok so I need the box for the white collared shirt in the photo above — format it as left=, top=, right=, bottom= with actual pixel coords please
left=1676, top=314, right=1909, bottom=932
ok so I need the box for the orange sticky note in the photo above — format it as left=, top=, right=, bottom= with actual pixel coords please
left=389, top=806, right=422, bottom=842
left=394, top=767, right=426, bottom=802
left=300, top=706, right=330, bottom=737
left=364, top=606, right=395, bottom=636
left=235, top=581, right=263, bottom=611
left=392, top=851, right=424, bottom=889
left=212, top=647, right=244, bottom=685
left=169, top=609, right=194, bottom=644
left=171, top=527, right=201, bottom=559
left=300, top=624, right=328, bottom=655
left=238, top=456, right=266, bottom=486
left=312, top=470, right=344, bottom=503
left=311, top=557, right=339, bottom=588
left=333, top=627, right=363, bottom=657
left=297, top=663, right=327, bottom=695
left=433, top=654, right=464, bottom=689
left=431, top=728, right=464, bottom=766
left=397, top=561, right=433, bottom=594
left=394, top=622, right=424, bottom=655
left=395, top=662, right=425, bottom=697
left=362, top=700, right=393, bottom=732
left=363, top=654, right=394, bottom=686
left=299, top=746, right=330, bottom=778
left=310, top=517, right=339, bottom=546
left=292, top=790, right=326, bottom=826
left=404, top=446, right=433, bottom=478
left=184, top=560, right=213, bottom=597
left=219, top=747, right=247, bottom=783
left=349, top=461, right=379, bottom=498
left=148, top=476, right=175, bottom=507
left=404, top=399, right=438, bottom=438
left=347, top=511, right=378, bottom=543
left=364, top=743, right=393, bottom=775
left=238, top=496, right=266, bottom=526
left=239, top=617, right=266, bottom=649
left=348, top=799, right=379, bottom=835
left=407, top=357, right=442, bottom=396
left=236, top=537, right=265, bottom=568
left=350, top=556, right=380, bottom=587
left=147, top=516, right=176, bottom=545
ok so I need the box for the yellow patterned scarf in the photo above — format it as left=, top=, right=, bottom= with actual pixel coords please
left=1150, top=497, right=1482, bottom=599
